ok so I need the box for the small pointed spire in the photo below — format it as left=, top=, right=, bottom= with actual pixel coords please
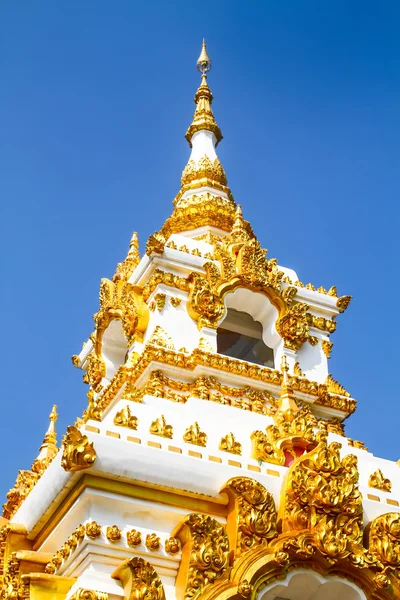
left=197, top=39, right=212, bottom=74
left=113, top=232, right=140, bottom=281
left=33, top=405, right=59, bottom=469
left=186, top=40, right=222, bottom=146
left=278, top=357, right=299, bottom=412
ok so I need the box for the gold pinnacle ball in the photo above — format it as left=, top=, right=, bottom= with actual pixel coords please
left=197, top=39, right=211, bottom=74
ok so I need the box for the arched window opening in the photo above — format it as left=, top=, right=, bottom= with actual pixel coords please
left=217, top=309, right=274, bottom=368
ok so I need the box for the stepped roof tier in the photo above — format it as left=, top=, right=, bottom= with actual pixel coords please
left=1, top=42, right=399, bottom=600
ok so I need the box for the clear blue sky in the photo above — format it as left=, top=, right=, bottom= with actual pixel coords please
left=1, top=1, right=399, bottom=499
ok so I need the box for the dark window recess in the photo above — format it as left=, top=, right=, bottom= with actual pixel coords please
left=216, top=309, right=274, bottom=368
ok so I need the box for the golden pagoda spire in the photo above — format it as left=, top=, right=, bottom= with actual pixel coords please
left=185, top=40, right=222, bottom=146
left=33, top=405, right=59, bottom=469
left=113, top=232, right=140, bottom=281
left=278, top=357, right=299, bottom=412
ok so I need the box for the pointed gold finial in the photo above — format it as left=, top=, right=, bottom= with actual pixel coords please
left=32, top=405, right=59, bottom=471
left=42, top=404, right=58, bottom=446
left=186, top=40, right=222, bottom=146
left=197, top=39, right=212, bottom=74
left=113, top=232, right=140, bottom=281
left=278, top=356, right=298, bottom=412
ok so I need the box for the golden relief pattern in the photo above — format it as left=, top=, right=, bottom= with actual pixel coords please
left=181, top=155, right=227, bottom=186
left=149, top=415, right=173, bottom=439
left=148, top=326, right=175, bottom=350
left=61, top=426, right=96, bottom=472
left=183, top=422, right=207, bottom=447
left=280, top=439, right=363, bottom=559
left=221, top=477, right=277, bottom=558
left=173, top=514, right=229, bottom=600
left=87, top=343, right=356, bottom=424
left=113, top=405, right=138, bottom=430
left=113, top=557, right=166, bottom=600
left=219, top=433, right=242, bottom=455
left=368, top=469, right=392, bottom=492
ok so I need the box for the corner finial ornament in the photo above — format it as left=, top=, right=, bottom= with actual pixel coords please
left=197, top=39, right=211, bottom=74
left=61, top=425, right=96, bottom=472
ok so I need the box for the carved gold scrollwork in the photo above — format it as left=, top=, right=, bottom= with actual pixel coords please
left=369, top=469, right=392, bottom=492
left=187, top=268, right=225, bottom=330
left=61, top=426, right=96, bottom=472
left=368, top=512, right=400, bottom=573
left=183, top=422, right=207, bottom=447
left=221, top=477, right=277, bottom=559
left=280, top=440, right=363, bottom=561
left=219, top=433, right=241, bottom=455
left=112, top=557, right=166, bottom=600
left=276, top=302, right=310, bottom=351
left=172, top=513, right=229, bottom=600
left=113, top=406, right=138, bottom=430
left=93, top=278, right=149, bottom=351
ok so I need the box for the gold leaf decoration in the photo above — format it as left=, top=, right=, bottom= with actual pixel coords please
left=280, top=440, right=363, bottom=561
left=149, top=415, right=173, bottom=439
left=127, top=529, right=141, bottom=547
left=165, top=537, right=181, bottom=554
left=219, top=433, right=242, bottom=455
left=221, top=477, right=277, bottom=558
left=322, top=340, right=333, bottom=358
left=106, top=525, right=121, bottom=542
left=369, top=469, right=392, bottom=493
left=85, top=521, right=102, bottom=539
left=276, top=303, right=309, bottom=351
left=172, top=513, right=229, bottom=600
left=61, top=426, right=96, bottom=472
left=112, top=557, right=166, bottom=600
left=113, top=406, right=138, bottom=430
left=148, top=326, right=175, bottom=350
left=69, top=591, right=108, bottom=600
left=183, top=422, right=207, bottom=447
left=145, top=533, right=160, bottom=551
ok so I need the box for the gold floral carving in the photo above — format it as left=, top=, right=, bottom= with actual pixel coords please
left=307, top=314, right=337, bottom=333
left=219, top=433, right=242, bottom=455
left=113, top=406, right=138, bottom=430
left=183, top=422, right=207, bottom=447
left=276, top=303, right=309, bottom=351
left=221, top=477, right=277, bottom=558
left=61, top=426, right=96, bottom=472
left=337, top=295, right=352, bottom=312
left=293, top=362, right=304, bottom=377
left=2, top=470, right=38, bottom=519
left=181, top=155, right=227, bottom=186
left=326, top=374, right=350, bottom=397
left=69, top=590, right=108, bottom=600
left=187, top=268, right=226, bottom=329
left=322, top=340, right=333, bottom=358
left=46, top=524, right=88, bottom=574
left=106, top=526, right=122, bottom=542
left=251, top=405, right=318, bottom=465
left=92, top=278, right=149, bottom=360
left=172, top=513, right=229, bottom=600
left=238, top=581, right=253, bottom=597
left=280, top=440, right=363, bottom=561
left=148, top=326, right=175, bottom=350
left=127, top=529, right=141, bottom=546
left=112, top=557, right=166, bottom=600
left=165, top=537, right=181, bottom=554
left=83, top=352, right=106, bottom=392
left=146, top=231, right=166, bottom=256
left=145, top=533, right=160, bottom=551
left=308, top=335, right=319, bottom=346
left=368, top=512, right=400, bottom=576
left=369, top=469, right=392, bottom=493
left=150, top=415, right=173, bottom=439
left=86, top=521, right=102, bottom=539
left=348, top=438, right=368, bottom=450
left=154, top=293, right=166, bottom=311
left=170, top=297, right=182, bottom=307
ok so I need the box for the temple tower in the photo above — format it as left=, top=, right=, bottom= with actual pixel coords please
left=1, top=42, right=399, bottom=600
